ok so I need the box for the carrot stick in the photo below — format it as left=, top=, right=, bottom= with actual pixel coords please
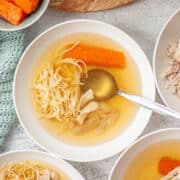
left=0, top=0, right=25, bottom=25
left=159, top=157, right=180, bottom=175
left=64, top=44, right=125, bottom=68
left=11, top=0, right=39, bottom=14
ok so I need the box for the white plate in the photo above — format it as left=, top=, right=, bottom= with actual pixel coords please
left=109, top=128, right=180, bottom=180
left=153, top=10, right=180, bottom=112
left=13, top=19, right=155, bottom=162
left=0, top=0, right=49, bottom=31
left=0, top=150, right=84, bottom=180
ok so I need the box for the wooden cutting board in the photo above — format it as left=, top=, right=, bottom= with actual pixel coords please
left=50, top=0, right=135, bottom=12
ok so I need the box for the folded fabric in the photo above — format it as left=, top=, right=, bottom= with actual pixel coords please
left=0, top=30, right=26, bottom=145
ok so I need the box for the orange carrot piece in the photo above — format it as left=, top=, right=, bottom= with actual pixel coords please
left=0, top=0, right=25, bottom=25
left=159, top=157, right=180, bottom=175
left=12, top=0, right=39, bottom=14
left=64, top=44, right=125, bottom=68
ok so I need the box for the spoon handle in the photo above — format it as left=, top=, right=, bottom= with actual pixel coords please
left=118, top=91, right=180, bottom=119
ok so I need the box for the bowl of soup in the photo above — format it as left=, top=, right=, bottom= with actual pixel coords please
left=13, top=19, right=155, bottom=162
left=109, top=128, right=180, bottom=180
left=0, top=150, right=84, bottom=179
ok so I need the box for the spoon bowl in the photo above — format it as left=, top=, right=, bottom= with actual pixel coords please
left=81, top=69, right=118, bottom=100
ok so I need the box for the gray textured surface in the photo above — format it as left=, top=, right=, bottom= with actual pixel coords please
left=2, top=1, right=180, bottom=179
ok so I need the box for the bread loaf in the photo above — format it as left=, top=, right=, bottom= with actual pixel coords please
left=50, top=0, right=135, bottom=12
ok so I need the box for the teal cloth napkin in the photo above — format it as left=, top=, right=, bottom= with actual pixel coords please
left=0, top=30, right=26, bottom=145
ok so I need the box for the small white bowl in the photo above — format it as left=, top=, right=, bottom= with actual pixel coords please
left=0, top=150, right=84, bottom=179
left=13, top=19, right=155, bottom=162
left=0, top=0, right=49, bottom=31
left=153, top=9, right=180, bottom=112
left=109, top=128, right=180, bottom=180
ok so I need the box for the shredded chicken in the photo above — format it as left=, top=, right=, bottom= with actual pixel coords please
left=77, top=89, right=94, bottom=110
left=39, top=170, right=58, bottom=180
left=77, top=101, right=99, bottom=125
left=161, top=167, right=180, bottom=180
left=163, top=39, right=180, bottom=97
left=74, top=102, right=119, bottom=134
left=39, top=174, right=51, bottom=180
left=91, top=102, right=119, bottom=133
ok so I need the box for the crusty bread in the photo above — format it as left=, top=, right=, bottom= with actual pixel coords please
left=50, top=0, right=135, bottom=12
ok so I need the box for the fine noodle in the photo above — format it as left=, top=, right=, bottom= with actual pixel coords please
left=0, top=161, right=60, bottom=180
left=32, top=58, right=88, bottom=123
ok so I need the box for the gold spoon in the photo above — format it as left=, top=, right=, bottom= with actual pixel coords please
left=81, top=69, right=180, bottom=119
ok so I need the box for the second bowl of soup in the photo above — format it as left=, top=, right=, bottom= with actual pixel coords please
left=13, top=19, right=155, bottom=162
left=0, top=150, right=84, bottom=179
left=109, top=128, right=180, bottom=180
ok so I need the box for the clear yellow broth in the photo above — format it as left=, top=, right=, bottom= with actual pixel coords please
left=30, top=33, right=141, bottom=145
left=123, top=140, right=180, bottom=180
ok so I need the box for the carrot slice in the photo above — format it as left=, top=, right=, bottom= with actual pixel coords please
left=64, top=44, right=125, bottom=68
left=0, top=0, right=25, bottom=25
left=159, top=157, right=180, bottom=175
left=11, top=0, right=39, bottom=14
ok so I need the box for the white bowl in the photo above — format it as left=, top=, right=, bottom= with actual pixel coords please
left=153, top=10, right=180, bottom=112
left=109, top=128, right=180, bottom=180
left=0, top=0, right=49, bottom=31
left=13, top=19, right=155, bottom=162
left=0, top=150, right=84, bottom=179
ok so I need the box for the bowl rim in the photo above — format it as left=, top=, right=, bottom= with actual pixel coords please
left=0, top=0, right=49, bottom=32
left=13, top=19, right=156, bottom=162
left=108, top=128, right=180, bottom=180
left=153, top=9, right=180, bottom=108
left=0, top=150, right=84, bottom=179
